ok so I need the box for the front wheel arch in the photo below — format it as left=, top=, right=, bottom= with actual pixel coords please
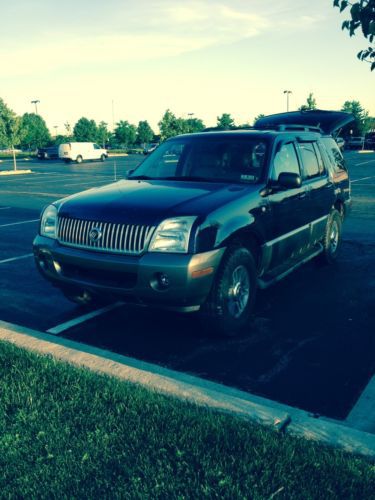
left=201, top=246, right=257, bottom=336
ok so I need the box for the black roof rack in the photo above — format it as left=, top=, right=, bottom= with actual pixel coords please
left=202, top=126, right=254, bottom=132
left=256, top=123, right=322, bottom=133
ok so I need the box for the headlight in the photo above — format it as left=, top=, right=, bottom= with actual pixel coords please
left=40, top=204, right=58, bottom=239
left=148, top=216, right=197, bottom=253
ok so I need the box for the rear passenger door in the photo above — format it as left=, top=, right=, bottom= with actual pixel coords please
left=296, top=140, right=334, bottom=245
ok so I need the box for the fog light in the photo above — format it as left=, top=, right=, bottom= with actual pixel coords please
left=158, top=273, right=170, bottom=288
left=53, top=260, right=62, bottom=274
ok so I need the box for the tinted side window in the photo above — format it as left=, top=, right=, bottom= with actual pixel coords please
left=298, top=142, right=320, bottom=179
left=320, top=137, right=345, bottom=173
left=271, top=142, right=300, bottom=181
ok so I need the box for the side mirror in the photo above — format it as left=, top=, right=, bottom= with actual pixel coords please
left=126, top=169, right=135, bottom=178
left=277, top=172, right=301, bottom=189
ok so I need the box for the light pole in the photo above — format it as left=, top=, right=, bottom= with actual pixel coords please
left=53, top=125, right=58, bottom=137
left=31, top=99, right=40, bottom=114
left=283, top=90, right=292, bottom=112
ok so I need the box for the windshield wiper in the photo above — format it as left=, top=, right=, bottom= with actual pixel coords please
left=128, top=175, right=153, bottom=180
left=162, top=176, right=228, bottom=182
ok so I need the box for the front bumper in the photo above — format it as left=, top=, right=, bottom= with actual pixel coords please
left=33, top=235, right=225, bottom=311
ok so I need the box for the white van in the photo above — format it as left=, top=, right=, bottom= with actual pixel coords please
left=58, top=142, right=108, bottom=163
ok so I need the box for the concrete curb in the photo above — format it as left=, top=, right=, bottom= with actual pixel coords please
left=0, top=169, right=33, bottom=176
left=1, top=319, right=374, bottom=459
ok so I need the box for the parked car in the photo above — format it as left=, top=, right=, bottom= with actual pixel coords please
left=37, top=146, right=59, bottom=160
left=58, top=142, right=108, bottom=163
left=33, top=110, right=353, bottom=335
left=364, top=132, right=375, bottom=151
left=346, top=136, right=365, bottom=150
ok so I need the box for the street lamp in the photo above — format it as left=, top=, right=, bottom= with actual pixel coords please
left=283, top=90, right=292, bottom=112
left=31, top=99, right=40, bottom=114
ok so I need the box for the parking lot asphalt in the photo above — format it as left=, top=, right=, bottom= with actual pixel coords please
left=0, top=152, right=374, bottom=420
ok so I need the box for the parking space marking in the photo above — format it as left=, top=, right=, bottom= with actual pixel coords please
left=346, top=375, right=375, bottom=433
left=0, top=207, right=11, bottom=210
left=47, top=302, right=124, bottom=335
left=0, top=218, right=39, bottom=228
left=0, top=253, right=33, bottom=264
left=351, top=176, right=375, bottom=183
left=354, top=159, right=375, bottom=166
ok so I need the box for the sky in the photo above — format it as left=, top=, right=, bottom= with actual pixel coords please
left=1, top=0, right=374, bottom=134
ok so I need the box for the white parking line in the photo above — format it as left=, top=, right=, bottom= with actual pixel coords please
left=346, top=375, right=375, bottom=433
left=0, top=253, right=33, bottom=264
left=0, top=207, right=11, bottom=210
left=354, top=160, right=375, bottom=166
left=47, top=302, right=124, bottom=335
left=0, top=219, right=39, bottom=228
left=351, top=176, right=375, bottom=183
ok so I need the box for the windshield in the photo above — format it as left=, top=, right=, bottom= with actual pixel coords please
left=130, top=136, right=268, bottom=184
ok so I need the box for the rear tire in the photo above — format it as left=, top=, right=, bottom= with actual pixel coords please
left=76, top=155, right=83, bottom=164
left=318, top=210, right=342, bottom=265
left=201, top=246, right=257, bottom=336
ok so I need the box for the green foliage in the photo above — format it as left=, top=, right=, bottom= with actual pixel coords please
left=0, top=98, right=23, bottom=148
left=0, top=341, right=375, bottom=499
left=299, top=93, right=317, bottom=111
left=158, top=109, right=183, bottom=140
left=184, top=117, right=205, bottom=133
left=216, top=113, right=235, bottom=130
left=97, top=121, right=110, bottom=148
left=73, top=117, right=98, bottom=142
left=253, top=114, right=265, bottom=125
left=158, top=110, right=205, bottom=140
left=333, top=0, right=375, bottom=70
left=19, top=113, right=51, bottom=150
left=114, top=120, right=137, bottom=147
left=136, top=120, right=154, bottom=146
left=341, top=100, right=370, bottom=134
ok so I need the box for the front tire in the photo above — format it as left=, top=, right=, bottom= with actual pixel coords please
left=318, top=210, right=342, bottom=265
left=100, top=154, right=106, bottom=162
left=202, top=247, right=257, bottom=336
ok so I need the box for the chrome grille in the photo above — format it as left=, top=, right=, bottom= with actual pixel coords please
left=57, top=217, right=155, bottom=255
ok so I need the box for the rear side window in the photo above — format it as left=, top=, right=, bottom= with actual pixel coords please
left=320, top=137, right=345, bottom=173
left=297, top=142, right=320, bottom=179
left=270, top=142, right=300, bottom=181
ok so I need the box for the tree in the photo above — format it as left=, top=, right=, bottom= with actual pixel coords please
left=184, top=117, right=205, bottom=134
left=114, top=120, right=137, bottom=148
left=136, top=120, right=154, bottom=146
left=158, top=110, right=181, bottom=140
left=253, top=114, right=265, bottom=125
left=73, top=117, right=98, bottom=142
left=333, top=1, right=375, bottom=70
left=299, top=93, right=317, bottom=111
left=97, top=121, right=110, bottom=148
left=341, top=100, right=370, bottom=135
left=0, top=98, right=23, bottom=170
left=20, top=113, right=51, bottom=150
left=216, top=113, right=235, bottom=130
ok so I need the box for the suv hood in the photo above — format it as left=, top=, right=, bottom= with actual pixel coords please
left=254, top=110, right=354, bottom=135
left=57, top=179, right=258, bottom=225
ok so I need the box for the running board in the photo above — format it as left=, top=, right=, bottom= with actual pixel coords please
left=258, top=244, right=323, bottom=290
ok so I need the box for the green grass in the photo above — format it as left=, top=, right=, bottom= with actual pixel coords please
left=0, top=341, right=374, bottom=499
left=0, top=152, right=36, bottom=160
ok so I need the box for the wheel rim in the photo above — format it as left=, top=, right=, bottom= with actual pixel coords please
left=329, top=220, right=339, bottom=253
left=227, top=265, right=250, bottom=319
